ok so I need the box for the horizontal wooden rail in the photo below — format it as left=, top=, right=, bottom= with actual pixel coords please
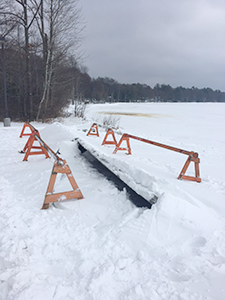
left=34, top=133, right=63, bottom=163
left=26, top=122, right=36, bottom=132
left=113, top=133, right=201, bottom=182
left=124, top=133, right=191, bottom=156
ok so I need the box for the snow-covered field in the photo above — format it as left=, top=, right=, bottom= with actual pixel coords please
left=0, top=102, right=225, bottom=300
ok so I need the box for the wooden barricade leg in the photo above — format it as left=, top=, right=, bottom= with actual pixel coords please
left=102, top=128, right=117, bottom=146
left=23, top=132, right=50, bottom=161
left=87, top=123, right=99, bottom=137
left=178, top=152, right=201, bottom=182
left=22, top=134, right=33, bottom=153
left=113, top=134, right=131, bottom=154
left=195, top=160, right=200, bottom=179
left=22, top=129, right=39, bottom=153
left=42, top=159, right=83, bottom=209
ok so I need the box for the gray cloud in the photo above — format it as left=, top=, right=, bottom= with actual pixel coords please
left=79, top=0, right=225, bottom=91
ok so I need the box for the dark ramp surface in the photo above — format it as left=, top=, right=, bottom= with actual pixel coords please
left=78, top=142, right=157, bottom=209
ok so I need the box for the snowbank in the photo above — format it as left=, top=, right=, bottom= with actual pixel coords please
left=0, top=103, right=225, bottom=300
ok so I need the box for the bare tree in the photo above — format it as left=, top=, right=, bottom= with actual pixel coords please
left=1, top=0, right=42, bottom=120
left=1, top=0, right=84, bottom=121
left=0, top=1, right=18, bottom=37
left=36, top=0, right=84, bottom=121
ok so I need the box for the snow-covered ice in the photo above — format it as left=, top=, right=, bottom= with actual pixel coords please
left=0, top=102, right=225, bottom=300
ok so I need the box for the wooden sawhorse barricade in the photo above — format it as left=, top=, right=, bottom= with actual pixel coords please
left=113, top=133, right=201, bottom=182
left=20, top=123, right=83, bottom=209
left=85, top=123, right=201, bottom=183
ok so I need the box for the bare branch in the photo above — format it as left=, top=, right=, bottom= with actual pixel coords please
left=27, top=1, right=42, bottom=30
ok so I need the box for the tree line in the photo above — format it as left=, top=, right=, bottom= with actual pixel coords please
left=0, top=1, right=224, bottom=122
left=0, top=0, right=83, bottom=122
left=89, top=79, right=225, bottom=103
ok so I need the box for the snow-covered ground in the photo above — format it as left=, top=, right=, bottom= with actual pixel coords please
left=0, top=102, right=225, bottom=300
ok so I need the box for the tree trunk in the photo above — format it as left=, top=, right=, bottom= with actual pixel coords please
left=36, top=47, right=53, bottom=121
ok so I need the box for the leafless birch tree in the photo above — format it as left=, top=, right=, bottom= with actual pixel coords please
left=35, top=0, right=83, bottom=121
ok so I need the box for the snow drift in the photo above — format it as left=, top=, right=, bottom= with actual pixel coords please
left=0, top=102, right=225, bottom=300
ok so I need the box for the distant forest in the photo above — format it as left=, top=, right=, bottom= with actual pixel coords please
left=1, top=43, right=224, bottom=122
left=0, top=0, right=224, bottom=122
left=82, top=77, right=225, bottom=104
left=1, top=42, right=224, bottom=122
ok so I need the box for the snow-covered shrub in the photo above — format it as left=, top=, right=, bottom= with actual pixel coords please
left=74, top=100, right=86, bottom=118
left=102, top=115, right=120, bottom=129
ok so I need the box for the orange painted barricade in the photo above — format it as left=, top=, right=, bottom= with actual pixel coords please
left=177, top=152, right=201, bottom=182
left=113, top=133, right=201, bottom=183
left=87, top=123, right=99, bottom=137
left=19, top=123, right=83, bottom=209
left=22, top=131, right=50, bottom=161
left=42, top=159, right=83, bottom=209
left=112, top=134, right=131, bottom=154
left=20, top=122, right=49, bottom=160
left=30, top=134, right=84, bottom=209
left=102, top=128, right=117, bottom=146
left=20, top=122, right=37, bottom=138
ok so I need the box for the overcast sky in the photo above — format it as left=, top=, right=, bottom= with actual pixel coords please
left=79, top=0, right=225, bottom=91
